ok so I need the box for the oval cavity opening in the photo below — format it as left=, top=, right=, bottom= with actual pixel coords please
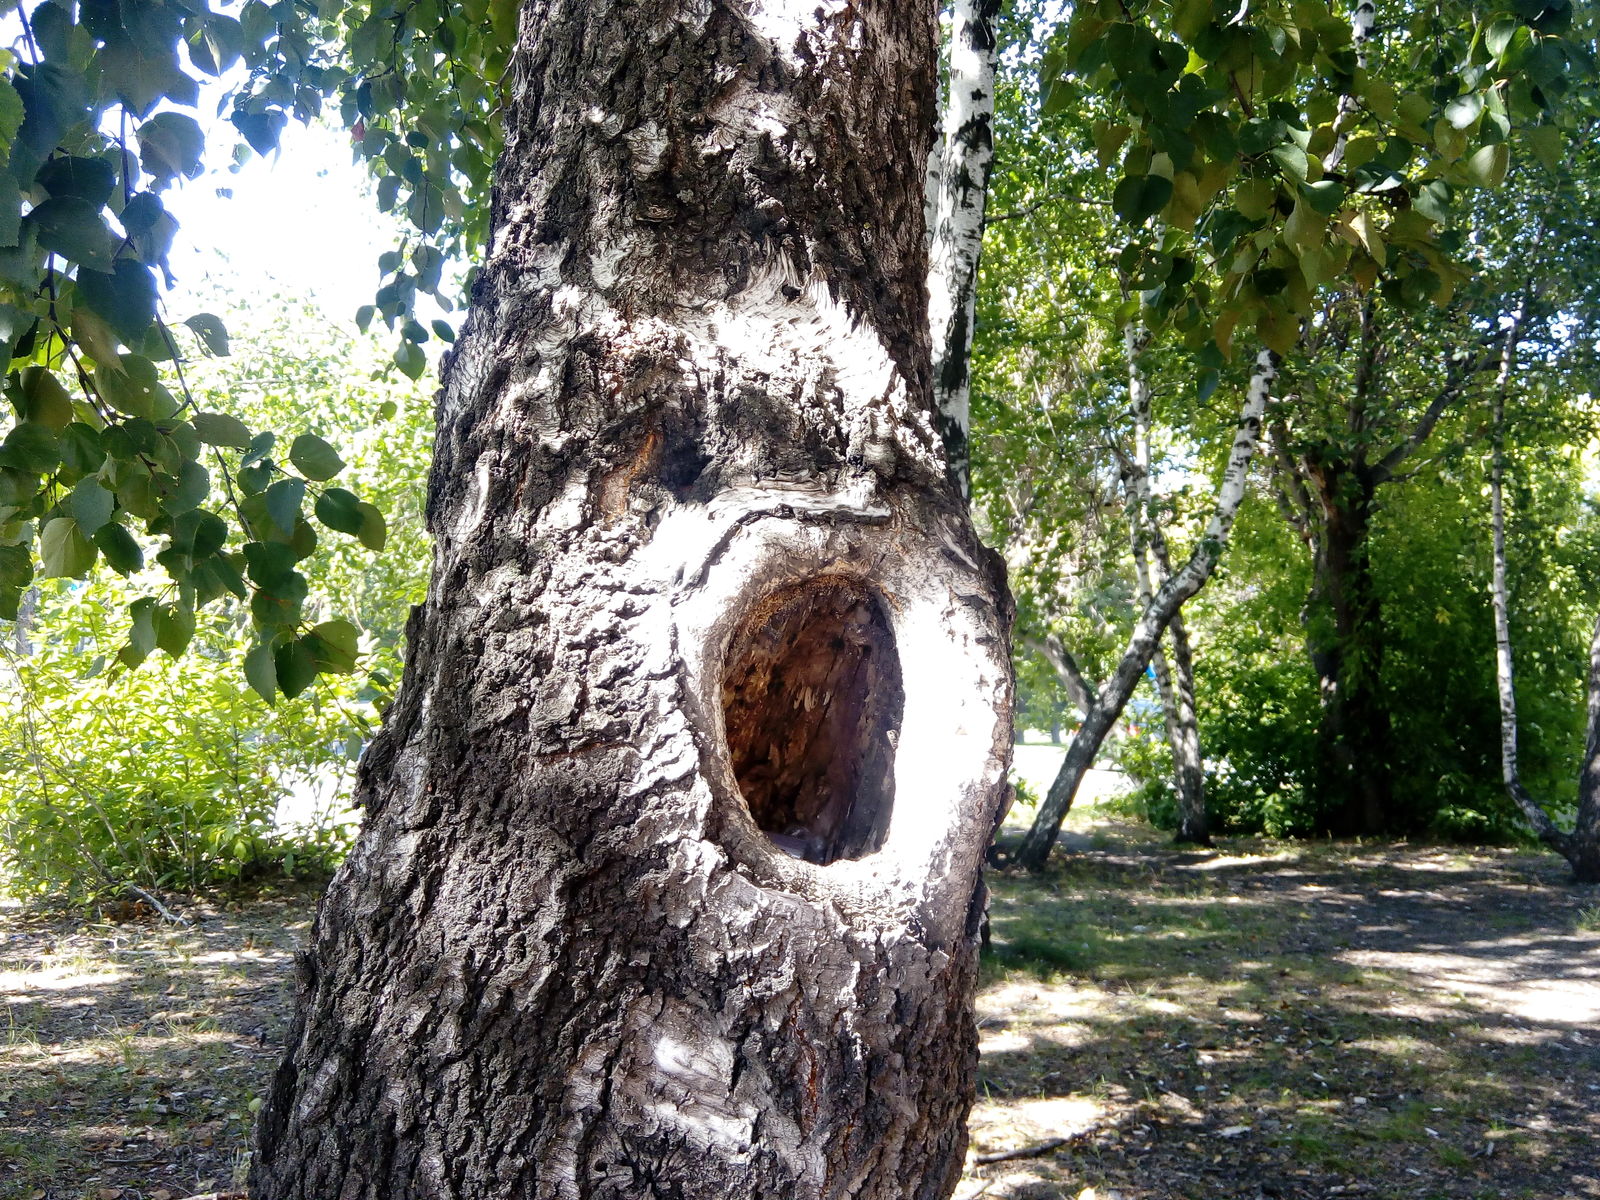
left=721, top=577, right=903, bottom=865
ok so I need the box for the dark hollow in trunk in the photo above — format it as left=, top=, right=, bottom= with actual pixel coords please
left=722, top=576, right=903, bottom=864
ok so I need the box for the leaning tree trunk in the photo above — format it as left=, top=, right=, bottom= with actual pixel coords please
left=250, top=5, right=1013, bottom=1199
left=1121, top=324, right=1208, bottom=846
left=1489, top=352, right=1600, bottom=884
left=1015, top=350, right=1276, bottom=870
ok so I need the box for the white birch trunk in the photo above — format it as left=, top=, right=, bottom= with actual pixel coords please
left=1489, top=318, right=1600, bottom=882
left=1016, top=349, right=1276, bottom=869
left=925, top=0, right=1000, bottom=495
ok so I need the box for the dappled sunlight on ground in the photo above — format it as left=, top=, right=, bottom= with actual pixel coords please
left=0, top=887, right=315, bottom=1198
left=961, top=812, right=1600, bottom=1200
left=3, top=822, right=1597, bottom=1200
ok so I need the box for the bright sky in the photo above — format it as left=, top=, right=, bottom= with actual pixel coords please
left=161, top=116, right=405, bottom=327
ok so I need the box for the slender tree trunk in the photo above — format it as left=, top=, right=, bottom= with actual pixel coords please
left=1489, top=338, right=1600, bottom=883
left=250, top=5, right=1013, bottom=1198
left=1119, top=325, right=1209, bottom=845
left=1571, top=615, right=1600, bottom=882
left=1305, top=466, right=1391, bottom=835
left=926, top=0, right=1000, bottom=494
left=1159, top=607, right=1208, bottom=844
left=1015, top=349, right=1275, bottom=870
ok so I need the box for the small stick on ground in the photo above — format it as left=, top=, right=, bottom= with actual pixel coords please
left=973, top=1137, right=1071, bottom=1165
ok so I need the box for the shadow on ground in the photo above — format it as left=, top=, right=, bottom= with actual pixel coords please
left=0, top=889, right=312, bottom=1198
left=964, top=816, right=1600, bottom=1200
left=2, top=822, right=1597, bottom=1200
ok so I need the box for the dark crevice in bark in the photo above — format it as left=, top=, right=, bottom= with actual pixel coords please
left=722, top=577, right=902, bottom=864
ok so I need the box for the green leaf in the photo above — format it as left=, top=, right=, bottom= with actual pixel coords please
left=94, top=522, right=144, bottom=574
left=154, top=602, right=195, bottom=657
left=40, top=515, right=97, bottom=577
left=1462, top=142, right=1509, bottom=188
left=355, top=502, right=386, bottom=551
left=137, top=111, right=206, bottom=185
left=1112, top=174, right=1174, bottom=226
left=1522, top=124, right=1562, bottom=172
left=1233, top=177, right=1278, bottom=221
left=1442, top=93, right=1483, bottom=131
left=1299, top=179, right=1345, bottom=215
left=0, top=422, right=59, bottom=473
left=120, top=597, right=158, bottom=669
left=18, top=367, right=74, bottom=432
left=121, top=192, right=179, bottom=268
left=27, top=196, right=118, bottom=271
left=0, top=541, right=33, bottom=591
left=289, top=433, right=344, bottom=481
left=313, top=485, right=364, bottom=535
left=76, top=261, right=159, bottom=346
left=35, top=156, right=118, bottom=207
left=244, top=640, right=278, bottom=705
left=264, top=477, right=306, bottom=535
left=393, top=339, right=427, bottom=380
left=67, top=477, right=115, bottom=534
left=273, top=637, right=318, bottom=699
left=1269, top=142, right=1309, bottom=183
left=234, top=108, right=288, bottom=156
left=98, top=355, right=179, bottom=419
left=306, top=618, right=359, bottom=674
left=184, top=313, right=230, bottom=356
left=241, top=430, right=276, bottom=467
left=192, top=410, right=252, bottom=449
left=1413, top=179, right=1452, bottom=223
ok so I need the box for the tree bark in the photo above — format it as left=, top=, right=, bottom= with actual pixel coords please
left=1119, top=325, right=1208, bottom=845
left=1489, top=332, right=1600, bottom=884
left=1304, top=461, right=1391, bottom=836
left=925, top=0, right=1000, bottom=495
left=250, top=5, right=1013, bottom=1198
left=1014, top=349, right=1275, bottom=870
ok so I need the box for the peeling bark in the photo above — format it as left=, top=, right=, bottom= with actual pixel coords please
left=1015, top=350, right=1275, bottom=870
left=250, top=4, right=1013, bottom=1197
left=926, top=0, right=1000, bottom=495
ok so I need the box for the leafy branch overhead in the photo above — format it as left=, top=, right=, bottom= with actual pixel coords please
left=1040, top=0, right=1588, bottom=362
left=0, top=0, right=450, bottom=698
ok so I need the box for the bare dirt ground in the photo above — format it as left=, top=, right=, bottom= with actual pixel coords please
left=2, top=812, right=1597, bottom=1200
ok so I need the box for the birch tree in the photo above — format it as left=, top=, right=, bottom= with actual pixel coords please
left=249, top=4, right=1014, bottom=1198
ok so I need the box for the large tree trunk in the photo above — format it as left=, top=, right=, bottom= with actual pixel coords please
left=250, top=5, right=1013, bottom=1198
left=1305, top=464, right=1391, bottom=835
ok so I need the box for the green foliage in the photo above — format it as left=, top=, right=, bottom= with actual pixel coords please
left=0, top=0, right=476, bottom=696
left=0, top=298, right=433, bottom=899
left=1040, top=0, right=1589, bottom=358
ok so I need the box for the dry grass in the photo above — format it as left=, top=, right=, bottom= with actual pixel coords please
left=2, top=813, right=1597, bottom=1200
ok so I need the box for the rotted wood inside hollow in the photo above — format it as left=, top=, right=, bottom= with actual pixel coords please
left=721, top=576, right=903, bottom=864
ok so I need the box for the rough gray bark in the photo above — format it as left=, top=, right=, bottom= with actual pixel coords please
left=1015, top=350, right=1276, bottom=870
left=250, top=4, right=1013, bottom=1198
left=925, top=0, right=1000, bottom=495
left=1489, top=326, right=1600, bottom=884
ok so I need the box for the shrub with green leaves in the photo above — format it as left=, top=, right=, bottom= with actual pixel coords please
left=0, top=298, right=432, bottom=900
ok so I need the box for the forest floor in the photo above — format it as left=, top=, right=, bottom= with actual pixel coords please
left=1, top=808, right=1598, bottom=1200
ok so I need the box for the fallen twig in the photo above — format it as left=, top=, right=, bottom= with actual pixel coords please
left=973, top=1137, right=1070, bottom=1165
